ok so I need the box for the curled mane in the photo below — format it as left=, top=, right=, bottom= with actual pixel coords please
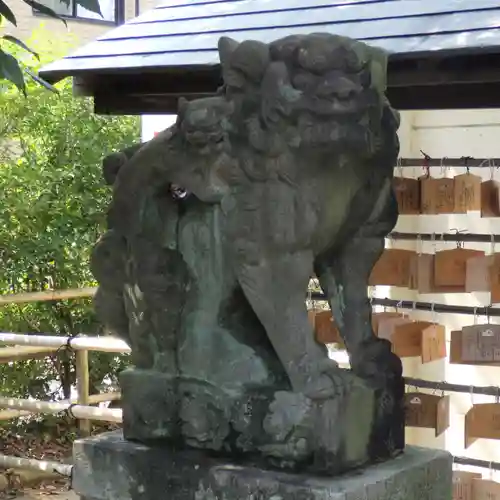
left=216, top=33, right=400, bottom=180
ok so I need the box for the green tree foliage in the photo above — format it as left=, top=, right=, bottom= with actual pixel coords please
left=0, top=0, right=101, bottom=92
left=0, top=30, right=138, bottom=402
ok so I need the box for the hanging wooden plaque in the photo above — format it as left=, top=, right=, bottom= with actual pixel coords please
left=371, top=312, right=404, bottom=336
left=472, top=479, right=500, bottom=500
left=391, top=321, right=432, bottom=358
left=408, top=252, right=419, bottom=290
left=434, top=248, right=485, bottom=287
left=393, top=177, right=421, bottom=215
left=481, top=180, right=500, bottom=218
left=464, top=403, right=500, bottom=448
left=452, top=471, right=482, bottom=500
left=421, top=323, right=447, bottom=363
left=454, top=173, right=482, bottom=213
left=490, top=254, right=500, bottom=304
left=420, top=176, right=455, bottom=214
left=404, top=392, right=450, bottom=436
left=377, top=316, right=414, bottom=343
left=309, top=309, right=343, bottom=345
left=449, top=330, right=463, bottom=365
left=466, top=255, right=493, bottom=292
left=368, top=249, right=414, bottom=287
left=415, top=253, right=465, bottom=293
left=450, top=329, right=500, bottom=366
left=461, top=324, right=500, bottom=364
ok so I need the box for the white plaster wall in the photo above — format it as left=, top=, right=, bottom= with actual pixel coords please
left=395, top=109, right=500, bottom=477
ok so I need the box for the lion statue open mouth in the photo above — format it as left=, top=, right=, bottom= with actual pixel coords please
left=91, top=32, right=404, bottom=475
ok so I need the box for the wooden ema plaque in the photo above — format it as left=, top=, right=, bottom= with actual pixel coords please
left=377, top=317, right=446, bottom=362
left=308, top=309, right=343, bottom=345
left=450, top=330, right=500, bottom=366
left=404, top=392, right=450, bottom=436
left=393, top=177, right=420, bottom=214
left=481, top=180, right=500, bottom=218
left=371, top=312, right=404, bottom=335
left=421, top=323, right=447, bottom=363
left=466, top=255, right=494, bottom=292
left=368, top=249, right=414, bottom=287
left=472, top=479, right=500, bottom=500
left=460, top=325, right=500, bottom=364
left=465, top=403, right=500, bottom=448
left=434, top=248, right=485, bottom=288
left=420, top=176, right=455, bottom=214
left=453, top=471, right=482, bottom=500
left=412, top=253, right=465, bottom=293
left=490, top=254, right=500, bottom=304
left=377, top=316, right=413, bottom=345
left=454, top=173, right=482, bottom=213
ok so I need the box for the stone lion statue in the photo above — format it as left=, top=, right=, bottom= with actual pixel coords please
left=91, top=33, right=404, bottom=475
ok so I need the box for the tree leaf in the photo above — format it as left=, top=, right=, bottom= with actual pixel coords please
left=22, top=0, right=67, bottom=25
left=25, top=67, right=58, bottom=93
left=0, top=49, right=26, bottom=95
left=75, top=0, right=101, bottom=16
left=2, top=35, right=40, bottom=60
left=0, top=0, right=17, bottom=26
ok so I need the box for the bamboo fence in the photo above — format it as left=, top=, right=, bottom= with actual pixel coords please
left=0, top=286, right=127, bottom=477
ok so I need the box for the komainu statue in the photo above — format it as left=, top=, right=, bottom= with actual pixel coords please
left=91, top=33, right=404, bottom=475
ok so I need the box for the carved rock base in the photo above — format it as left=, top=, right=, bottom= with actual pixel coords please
left=119, top=367, right=405, bottom=475
left=72, top=431, right=452, bottom=500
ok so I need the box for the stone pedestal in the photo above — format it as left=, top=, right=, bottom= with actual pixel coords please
left=72, top=431, right=452, bottom=500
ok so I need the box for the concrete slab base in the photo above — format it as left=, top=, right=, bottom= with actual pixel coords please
left=73, top=430, right=452, bottom=500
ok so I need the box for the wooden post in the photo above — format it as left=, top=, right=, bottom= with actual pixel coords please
left=75, top=349, right=91, bottom=436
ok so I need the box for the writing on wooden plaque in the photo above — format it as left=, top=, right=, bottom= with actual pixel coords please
left=308, top=309, right=343, bottom=345
left=368, top=249, right=414, bottom=287
left=452, top=471, right=482, bottom=500
left=481, top=180, right=500, bottom=218
left=461, top=324, right=500, bottom=364
left=420, top=176, right=455, bottom=214
left=404, top=392, right=450, bottom=436
left=434, top=248, right=485, bottom=287
left=421, top=323, right=447, bottom=363
left=472, top=478, right=500, bottom=500
left=454, top=173, right=482, bottom=213
left=391, top=321, right=432, bottom=358
left=393, top=177, right=421, bottom=214
left=465, top=403, right=500, bottom=448
left=413, top=253, right=465, bottom=294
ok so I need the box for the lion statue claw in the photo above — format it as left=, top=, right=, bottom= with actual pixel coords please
left=91, top=32, right=404, bottom=475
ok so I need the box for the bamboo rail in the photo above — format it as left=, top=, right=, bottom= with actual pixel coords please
left=0, top=391, right=121, bottom=421
left=0, top=346, right=61, bottom=363
left=0, top=332, right=129, bottom=436
left=0, top=333, right=130, bottom=353
left=0, top=397, right=122, bottom=423
left=0, top=287, right=128, bottom=474
left=0, top=455, right=73, bottom=477
left=0, top=287, right=96, bottom=305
